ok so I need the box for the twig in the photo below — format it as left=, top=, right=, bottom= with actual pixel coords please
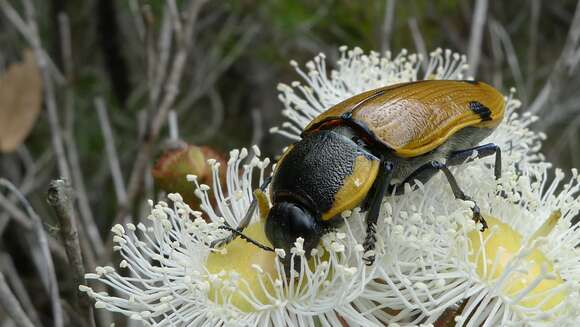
left=0, top=253, right=42, bottom=327
left=0, top=0, right=71, bottom=180
left=489, top=19, right=527, bottom=101
left=168, top=110, right=179, bottom=141
left=407, top=18, right=427, bottom=71
left=0, top=193, right=33, bottom=230
left=191, top=87, right=224, bottom=142
left=526, top=0, right=540, bottom=95
left=250, top=108, right=263, bottom=147
left=0, top=178, right=63, bottom=327
left=128, top=0, right=145, bottom=42
left=108, top=0, right=207, bottom=250
left=0, top=192, right=68, bottom=262
left=47, top=180, right=96, bottom=327
left=0, top=271, right=34, bottom=327
left=528, top=0, right=580, bottom=115
left=381, top=0, right=397, bottom=52
left=0, top=0, right=65, bottom=84
left=176, top=18, right=259, bottom=113
left=467, top=0, right=488, bottom=77
left=95, top=98, right=127, bottom=203
left=58, top=12, right=104, bottom=259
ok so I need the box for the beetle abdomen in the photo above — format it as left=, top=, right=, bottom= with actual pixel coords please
left=271, top=130, right=379, bottom=222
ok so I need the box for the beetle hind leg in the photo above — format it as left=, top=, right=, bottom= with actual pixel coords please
left=447, top=143, right=502, bottom=180
left=435, top=161, right=488, bottom=231
left=392, top=160, right=488, bottom=231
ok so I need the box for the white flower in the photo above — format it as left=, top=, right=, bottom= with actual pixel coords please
left=274, top=47, right=580, bottom=326
left=273, top=47, right=543, bottom=170
left=356, top=162, right=580, bottom=326
left=82, top=147, right=379, bottom=327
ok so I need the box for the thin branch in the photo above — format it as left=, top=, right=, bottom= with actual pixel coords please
left=108, top=0, right=207, bottom=251
left=467, top=0, right=488, bottom=77
left=0, top=253, right=42, bottom=327
left=381, top=0, right=397, bottom=52
left=0, top=193, right=33, bottom=230
left=59, top=12, right=104, bottom=259
left=168, top=110, right=179, bottom=141
left=489, top=19, right=527, bottom=101
left=0, top=0, right=71, bottom=181
left=0, top=179, right=63, bottom=327
left=95, top=98, right=127, bottom=203
left=0, top=271, right=35, bottom=327
left=0, top=0, right=65, bottom=84
left=408, top=18, right=427, bottom=71
left=47, top=180, right=96, bottom=327
left=526, top=0, right=540, bottom=95
left=528, top=0, right=580, bottom=115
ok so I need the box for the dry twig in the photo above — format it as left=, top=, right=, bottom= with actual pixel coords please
left=47, top=180, right=96, bottom=327
left=0, top=178, right=63, bottom=327
left=0, top=271, right=34, bottom=327
left=0, top=254, right=42, bottom=327
left=467, top=0, right=488, bottom=77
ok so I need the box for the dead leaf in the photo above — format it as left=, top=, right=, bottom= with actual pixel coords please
left=0, top=49, right=43, bottom=152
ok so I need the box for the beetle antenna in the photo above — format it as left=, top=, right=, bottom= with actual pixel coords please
left=218, top=225, right=275, bottom=252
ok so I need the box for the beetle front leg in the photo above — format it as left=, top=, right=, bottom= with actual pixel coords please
left=211, top=176, right=272, bottom=248
left=362, top=160, right=394, bottom=266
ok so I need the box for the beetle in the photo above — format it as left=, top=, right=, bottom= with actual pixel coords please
left=216, top=80, right=505, bottom=270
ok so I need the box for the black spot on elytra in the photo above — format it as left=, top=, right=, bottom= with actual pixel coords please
left=462, top=80, right=479, bottom=85
left=469, top=101, right=492, bottom=121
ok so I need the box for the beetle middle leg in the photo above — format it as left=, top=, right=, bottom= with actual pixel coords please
left=362, top=160, right=394, bottom=266
left=211, top=176, right=272, bottom=248
left=392, top=160, right=488, bottom=231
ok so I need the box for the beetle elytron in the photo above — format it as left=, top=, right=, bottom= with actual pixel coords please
left=216, top=80, right=505, bottom=270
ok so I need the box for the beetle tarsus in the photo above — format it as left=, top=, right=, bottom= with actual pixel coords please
left=471, top=203, right=488, bottom=232
left=363, top=222, right=377, bottom=266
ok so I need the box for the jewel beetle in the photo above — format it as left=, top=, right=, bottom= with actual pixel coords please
left=217, top=80, right=505, bottom=270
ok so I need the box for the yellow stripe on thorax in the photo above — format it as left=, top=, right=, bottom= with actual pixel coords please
left=321, top=155, right=379, bottom=221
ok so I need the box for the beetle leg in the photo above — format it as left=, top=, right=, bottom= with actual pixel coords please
left=447, top=143, right=502, bottom=180
left=435, top=162, right=487, bottom=231
left=211, top=176, right=272, bottom=248
left=391, top=161, right=488, bottom=231
left=362, top=160, right=394, bottom=266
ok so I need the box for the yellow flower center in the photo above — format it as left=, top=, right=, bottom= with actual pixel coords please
left=468, top=213, right=566, bottom=311
left=206, top=220, right=278, bottom=312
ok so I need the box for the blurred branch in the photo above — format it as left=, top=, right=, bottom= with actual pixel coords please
left=59, top=12, right=104, bottom=260
left=489, top=19, right=527, bottom=101
left=467, top=0, right=488, bottom=77
left=0, top=179, right=63, bottom=327
left=0, top=0, right=71, bottom=181
left=47, top=180, right=96, bottom=327
left=0, top=271, right=34, bottom=327
left=381, top=0, right=397, bottom=52
left=526, top=0, right=541, bottom=95
left=408, top=18, right=427, bottom=71
left=0, top=254, right=42, bottom=327
left=528, top=0, right=580, bottom=116
left=97, top=0, right=131, bottom=105
left=109, top=0, right=207, bottom=251
left=95, top=98, right=127, bottom=204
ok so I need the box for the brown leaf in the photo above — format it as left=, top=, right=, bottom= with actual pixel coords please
left=0, top=49, right=43, bottom=152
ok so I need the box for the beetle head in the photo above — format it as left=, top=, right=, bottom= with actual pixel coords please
left=265, top=202, right=320, bottom=272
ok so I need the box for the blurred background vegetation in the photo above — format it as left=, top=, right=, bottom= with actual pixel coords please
left=1, top=0, right=580, bottom=326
